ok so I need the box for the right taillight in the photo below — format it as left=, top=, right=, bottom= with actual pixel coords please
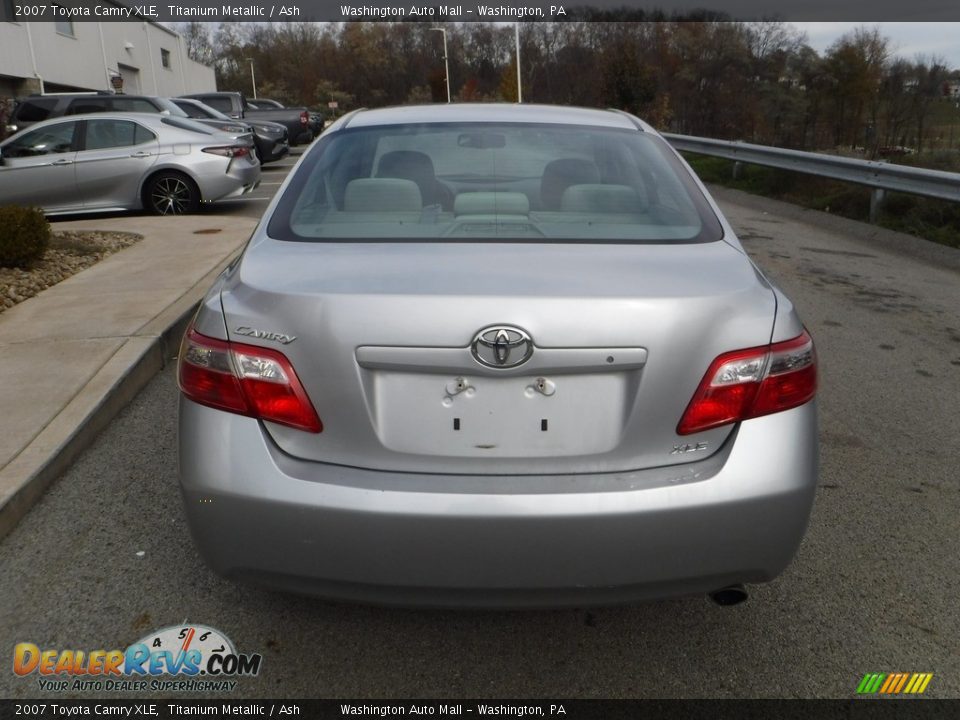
left=202, top=145, right=250, bottom=158
left=178, top=326, right=322, bottom=433
left=677, top=330, right=816, bottom=435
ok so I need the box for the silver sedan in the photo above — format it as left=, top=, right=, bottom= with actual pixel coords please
left=0, top=113, right=260, bottom=215
left=177, top=104, right=818, bottom=607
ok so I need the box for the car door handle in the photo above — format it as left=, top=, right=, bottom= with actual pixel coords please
left=50, top=159, right=74, bottom=166
left=130, top=151, right=152, bottom=158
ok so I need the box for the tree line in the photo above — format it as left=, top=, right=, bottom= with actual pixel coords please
left=177, top=20, right=960, bottom=157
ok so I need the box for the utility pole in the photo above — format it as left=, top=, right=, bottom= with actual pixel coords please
left=515, top=23, right=522, bottom=103
left=247, top=58, right=257, bottom=100
left=429, top=28, right=451, bottom=103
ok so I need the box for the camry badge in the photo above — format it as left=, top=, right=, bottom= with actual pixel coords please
left=234, top=326, right=297, bottom=345
left=471, top=326, right=533, bottom=369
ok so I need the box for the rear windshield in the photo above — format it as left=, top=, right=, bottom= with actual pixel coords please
left=160, top=116, right=215, bottom=135
left=268, top=122, right=722, bottom=244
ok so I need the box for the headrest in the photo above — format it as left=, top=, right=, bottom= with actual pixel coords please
left=343, top=178, right=422, bottom=212
left=541, top=158, right=601, bottom=209
left=560, top=184, right=642, bottom=214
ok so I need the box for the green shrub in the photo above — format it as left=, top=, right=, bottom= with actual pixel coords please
left=0, top=205, right=50, bottom=268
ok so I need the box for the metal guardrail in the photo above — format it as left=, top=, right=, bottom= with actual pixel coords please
left=663, top=133, right=960, bottom=222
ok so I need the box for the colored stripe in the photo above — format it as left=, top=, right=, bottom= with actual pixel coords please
left=894, top=674, right=909, bottom=693
left=869, top=674, right=886, bottom=693
left=880, top=675, right=896, bottom=693
left=918, top=674, right=933, bottom=694
left=856, top=674, right=873, bottom=694
left=904, top=674, right=920, bottom=694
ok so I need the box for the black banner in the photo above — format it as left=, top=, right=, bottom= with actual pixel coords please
left=1, top=0, right=960, bottom=23
left=1, top=700, right=960, bottom=720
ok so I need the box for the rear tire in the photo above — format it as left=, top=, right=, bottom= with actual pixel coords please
left=144, top=172, right=201, bottom=215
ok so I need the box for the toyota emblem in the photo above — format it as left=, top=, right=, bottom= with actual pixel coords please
left=470, top=326, right=533, bottom=369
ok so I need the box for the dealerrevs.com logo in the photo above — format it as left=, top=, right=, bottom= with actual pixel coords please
left=13, top=624, right=262, bottom=693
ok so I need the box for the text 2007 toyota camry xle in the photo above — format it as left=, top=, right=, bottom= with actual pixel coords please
left=177, top=104, right=817, bottom=607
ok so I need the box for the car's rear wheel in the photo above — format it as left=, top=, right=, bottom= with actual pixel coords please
left=144, top=172, right=201, bottom=215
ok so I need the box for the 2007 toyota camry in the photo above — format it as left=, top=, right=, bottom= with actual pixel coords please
left=177, top=104, right=817, bottom=607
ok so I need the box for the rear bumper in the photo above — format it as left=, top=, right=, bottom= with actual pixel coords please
left=255, top=136, right=289, bottom=164
left=197, top=161, right=261, bottom=203
left=179, top=400, right=818, bottom=607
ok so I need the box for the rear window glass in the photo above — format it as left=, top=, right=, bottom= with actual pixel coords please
left=67, top=98, right=111, bottom=114
left=112, top=98, right=159, bottom=113
left=13, top=98, right=58, bottom=123
left=160, top=116, right=215, bottom=134
left=198, top=96, right=233, bottom=114
left=268, top=122, right=722, bottom=244
left=173, top=101, right=205, bottom=119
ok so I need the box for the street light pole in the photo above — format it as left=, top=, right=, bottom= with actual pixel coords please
left=515, top=23, right=522, bottom=103
left=430, top=28, right=451, bottom=103
left=247, top=58, right=257, bottom=100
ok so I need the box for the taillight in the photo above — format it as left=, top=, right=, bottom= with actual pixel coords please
left=178, top=327, right=322, bottom=433
left=202, top=145, right=250, bottom=158
left=677, top=331, right=816, bottom=435
left=299, top=111, right=309, bottom=126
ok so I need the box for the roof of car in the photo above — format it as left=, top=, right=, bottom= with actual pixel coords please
left=344, top=103, right=646, bottom=130
left=27, top=112, right=171, bottom=124
left=6, top=112, right=227, bottom=136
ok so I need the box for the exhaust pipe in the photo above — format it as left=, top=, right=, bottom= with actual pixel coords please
left=709, top=584, right=748, bottom=606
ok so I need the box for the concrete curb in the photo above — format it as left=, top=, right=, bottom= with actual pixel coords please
left=0, top=254, right=236, bottom=542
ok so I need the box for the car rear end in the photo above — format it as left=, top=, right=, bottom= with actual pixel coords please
left=5, top=96, right=60, bottom=136
left=159, top=116, right=261, bottom=202
left=249, top=121, right=289, bottom=163
left=177, top=105, right=817, bottom=607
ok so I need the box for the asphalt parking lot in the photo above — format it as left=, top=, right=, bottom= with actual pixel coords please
left=1, top=157, right=958, bottom=699
left=211, top=148, right=301, bottom=218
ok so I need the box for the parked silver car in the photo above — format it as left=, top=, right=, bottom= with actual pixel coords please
left=178, top=104, right=818, bottom=607
left=0, top=113, right=260, bottom=215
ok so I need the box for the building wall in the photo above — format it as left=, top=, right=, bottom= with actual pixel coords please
left=0, top=20, right=215, bottom=97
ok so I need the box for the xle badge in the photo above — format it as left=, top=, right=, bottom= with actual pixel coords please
left=671, top=442, right=708, bottom=455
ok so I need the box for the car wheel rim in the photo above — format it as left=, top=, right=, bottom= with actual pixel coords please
left=152, top=177, right=192, bottom=215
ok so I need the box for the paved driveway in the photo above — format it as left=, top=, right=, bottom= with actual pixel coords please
left=2, top=185, right=957, bottom=700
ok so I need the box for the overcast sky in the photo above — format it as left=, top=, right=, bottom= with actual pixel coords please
left=793, top=23, right=960, bottom=70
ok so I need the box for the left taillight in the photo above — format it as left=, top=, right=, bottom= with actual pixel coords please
left=677, top=330, right=817, bottom=435
left=178, top=327, right=322, bottom=433
left=299, top=110, right=309, bottom=126
left=202, top=145, right=250, bottom=158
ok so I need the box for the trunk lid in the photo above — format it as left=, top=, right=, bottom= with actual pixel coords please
left=220, top=237, right=775, bottom=475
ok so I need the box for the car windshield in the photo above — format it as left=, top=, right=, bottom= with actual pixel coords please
left=268, top=122, right=722, bottom=243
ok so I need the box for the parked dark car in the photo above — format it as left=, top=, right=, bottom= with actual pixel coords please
left=171, top=98, right=289, bottom=165
left=180, top=92, right=312, bottom=146
left=6, top=93, right=189, bottom=136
